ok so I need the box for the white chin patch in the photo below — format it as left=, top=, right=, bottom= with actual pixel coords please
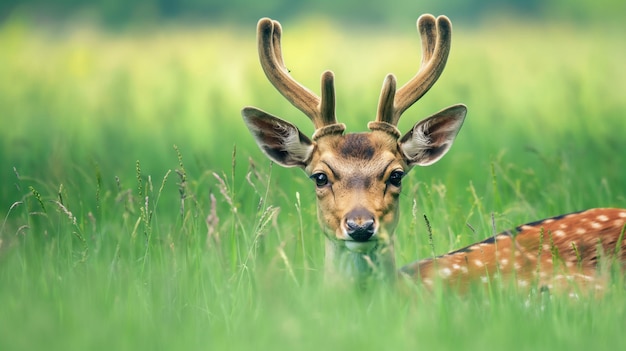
left=345, top=241, right=377, bottom=253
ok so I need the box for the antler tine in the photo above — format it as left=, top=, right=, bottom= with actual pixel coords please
left=375, top=15, right=452, bottom=126
left=417, top=14, right=438, bottom=67
left=257, top=18, right=338, bottom=130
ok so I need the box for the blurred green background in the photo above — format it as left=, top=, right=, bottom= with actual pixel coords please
left=2, top=0, right=626, bottom=26
left=1, top=1, right=625, bottom=350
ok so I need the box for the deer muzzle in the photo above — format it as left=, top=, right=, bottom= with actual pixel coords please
left=343, top=207, right=377, bottom=242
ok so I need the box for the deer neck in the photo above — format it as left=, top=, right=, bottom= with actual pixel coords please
left=324, top=237, right=396, bottom=286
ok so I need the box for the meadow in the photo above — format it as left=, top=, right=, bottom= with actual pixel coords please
left=1, top=16, right=625, bottom=350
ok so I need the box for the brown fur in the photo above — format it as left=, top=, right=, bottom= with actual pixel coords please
left=339, top=134, right=376, bottom=160
left=306, top=131, right=405, bottom=245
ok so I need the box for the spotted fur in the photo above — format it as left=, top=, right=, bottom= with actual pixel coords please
left=401, top=208, right=626, bottom=293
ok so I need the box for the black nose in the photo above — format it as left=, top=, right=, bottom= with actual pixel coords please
left=345, top=208, right=376, bottom=242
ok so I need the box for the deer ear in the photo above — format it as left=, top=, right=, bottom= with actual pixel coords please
left=242, top=107, right=314, bottom=168
left=399, top=104, right=466, bottom=166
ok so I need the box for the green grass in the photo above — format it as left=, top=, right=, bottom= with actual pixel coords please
left=1, top=17, right=625, bottom=350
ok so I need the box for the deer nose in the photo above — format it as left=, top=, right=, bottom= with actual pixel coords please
left=344, top=208, right=376, bottom=242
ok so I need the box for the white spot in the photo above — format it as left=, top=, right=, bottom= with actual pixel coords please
left=574, top=273, right=594, bottom=282
left=474, top=259, right=484, bottom=267
left=594, top=284, right=604, bottom=291
left=589, top=221, right=602, bottom=229
left=543, top=219, right=555, bottom=224
left=514, top=262, right=522, bottom=270
left=597, top=215, right=609, bottom=222
left=619, top=212, right=626, bottom=218
left=459, top=266, right=468, bottom=273
left=518, top=280, right=529, bottom=287
left=565, top=261, right=574, bottom=268
left=542, top=244, right=551, bottom=251
left=423, top=278, right=433, bottom=286
left=520, top=225, right=533, bottom=231
left=451, top=264, right=461, bottom=270
left=481, top=276, right=489, bottom=283
left=500, top=258, right=509, bottom=266
left=559, top=223, right=568, bottom=229
left=439, top=268, right=452, bottom=278
left=554, top=230, right=566, bottom=238
left=614, top=219, right=625, bottom=227
left=576, top=227, right=586, bottom=235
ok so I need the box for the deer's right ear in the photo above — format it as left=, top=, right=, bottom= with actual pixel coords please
left=242, top=107, right=314, bottom=168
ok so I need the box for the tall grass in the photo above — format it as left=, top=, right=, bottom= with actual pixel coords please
left=0, top=17, right=625, bottom=350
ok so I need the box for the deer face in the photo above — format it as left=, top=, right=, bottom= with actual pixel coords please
left=243, top=105, right=466, bottom=253
left=306, top=131, right=405, bottom=252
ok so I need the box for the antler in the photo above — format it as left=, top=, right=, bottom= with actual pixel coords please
left=373, top=14, right=452, bottom=127
left=257, top=18, right=344, bottom=136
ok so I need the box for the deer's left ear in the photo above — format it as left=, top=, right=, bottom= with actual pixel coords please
left=242, top=107, right=315, bottom=168
left=399, top=104, right=466, bottom=166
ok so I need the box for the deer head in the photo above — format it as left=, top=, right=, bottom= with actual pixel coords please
left=242, top=15, right=466, bottom=283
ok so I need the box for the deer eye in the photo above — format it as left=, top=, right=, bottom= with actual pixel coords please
left=310, top=173, right=329, bottom=187
left=387, top=170, right=404, bottom=187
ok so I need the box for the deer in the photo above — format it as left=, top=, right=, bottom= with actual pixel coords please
left=241, top=14, right=626, bottom=293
